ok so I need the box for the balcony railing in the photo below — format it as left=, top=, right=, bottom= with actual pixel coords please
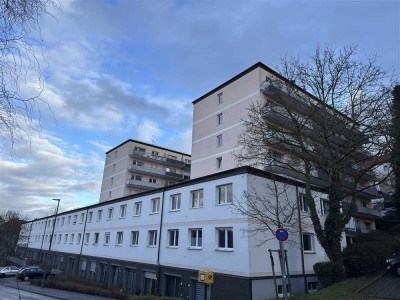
left=342, top=202, right=381, bottom=218
left=126, top=179, right=163, bottom=189
left=129, top=150, right=190, bottom=169
left=127, top=164, right=190, bottom=180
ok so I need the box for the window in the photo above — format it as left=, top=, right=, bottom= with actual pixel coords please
left=185, top=159, right=191, bottom=164
left=84, top=233, right=90, bottom=244
left=132, top=160, right=143, bottom=166
left=168, top=229, right=179, bottom=247
left=56, top=218, right=59, bottom=226
left=93, top=233, right=99, bottom=245
left=151, top=198, right=160, bottom=214
left=167, top=154, right=177, bottom=160
left=134, top=146, right=146, bottom=153
left=217, top=184, right=233, bottom=205
left=116, top=232, right=123, bottom=245
left=152, top=150, right=159, bottom=157
left=61, top=217, right=65, bottom=226
left=190, top=189, right=203, bottom=208
left=134, top=201, right=142, bottom=216
left=113, top=163, right=116, bottom=171
left=104, top=232, right=110, bottom=245
left=114, top=150, right=118, bottom=158
left=217, top=134, right=222, bottom=147
left=64, top=234, right=68, bottom=244
left=110, top=177, right=114, bottom=185
left=73, top=215, right=77, bottom=224
left=277, top=284, right=291, bottom=295
left=67, top=216, right=71, bottom=225
left=217, top=92, right=223, bottom=104
left=108, top=191, right=112, bottom=199
left=217, top=113, right=223, bottom=125
left=149, top=178, right=157, bottom=183
left=308, top=282, right=318, bottom=292
left=58, top=234, right=61, bottom=244
left=189, top=229, right=202, bottom=248
left=148, top=230, right=157, bottom=247
left=132, top=175, right=142, bottom=181
left=108, top=207, right=114, bottom=219
left=70, top=234, right=74, bottom=244
left=120, top=205, right=127, bottom=218
left=170, top=194, right=181, bottom=211
left=130, top=231, right=139, bottom=246
left=299, top=194, right=309, bottom=212
left=80, top=213, right=85, bottom=223
left=216, top=157, right=222, bottom=169
left=217, top=228, right=233, bottom=250
left=320, top=198, right=329, bottom=215
left=88, top=211, right=93, bottom=222
left=303, top=233, right=315, bottom=252
left=77, top=233, right=82, bottom=244
left=97, top=209, right=103, bottom=221
left=365, top=221, right=371, bottom=230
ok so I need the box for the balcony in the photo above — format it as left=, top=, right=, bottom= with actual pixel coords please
left=127, top=164, right=190, bottom=181
left=129, top=150, right=190, bottom=170
left=342, top=202, right=381, bottom=218
left=126, top=179, right=163, bottom=190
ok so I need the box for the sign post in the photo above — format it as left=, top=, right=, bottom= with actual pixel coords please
left=275, top=228, right=289, bottom=300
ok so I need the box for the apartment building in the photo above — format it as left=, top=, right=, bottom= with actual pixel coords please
left=18, top=62, right=383, bottom=299
left=99, top=140, right=191, bottom=202
left=191, top=62, right=381, bottom=240
left=20, top=167, right=339, bottom=299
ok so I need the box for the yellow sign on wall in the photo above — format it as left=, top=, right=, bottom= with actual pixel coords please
left=198, top=270, right=214, bottom=284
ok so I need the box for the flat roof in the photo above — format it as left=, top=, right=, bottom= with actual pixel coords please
left=106, top=139, right=191, bottom=157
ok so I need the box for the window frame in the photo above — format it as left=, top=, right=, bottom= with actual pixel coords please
left=134, top=201, right=142, bottom=216
left=150, top=198, right=160, bottom=214
left=167, top=229, right=179, bottom=248
left=170, top=194, right=181, bottom=211
left=190, top=189, right=204, bottom=209
left=107, top=207, right=114, bottom=220
left=217, top=227, right=233, bottom=251
left=217, top=92, right=223, bottom=104
left=116, top=231, right=124, bottom=245
left=130, top=231, right=139, bottom=246
left=120, top=204, right=127, bottom=218
left=189, top=228, right=202, bottom=249
left=302, top=233, right=315, bottom=253
left=104, top=232, right=110, bottom=245
left=148, top=230, right=158, bottom=247
left=217, top=113, right=223, bottom=125
left=217, top=134, right=222, bottom=147
left=216, top=184, right=233, bottom=205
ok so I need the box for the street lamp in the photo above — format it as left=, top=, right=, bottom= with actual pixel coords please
left=41, top=198, right=60, bottom=288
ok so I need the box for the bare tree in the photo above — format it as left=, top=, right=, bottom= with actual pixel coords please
left=236, top=45, right=394, bottom=279
left=0, top=0, right=58, bottom=152
left=0, top=210, right=27, bottom=262
left=233, top=176, right=300, bottom=246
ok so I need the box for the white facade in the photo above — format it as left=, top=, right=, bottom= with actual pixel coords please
left=24, top=168, right=336, bottom=299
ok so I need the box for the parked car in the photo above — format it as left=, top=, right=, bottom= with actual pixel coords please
left=17, top=267, right=50, bottom=281
left=386, top=253, right=400, bottom=277
left=0, top=266, right=19, bottom=277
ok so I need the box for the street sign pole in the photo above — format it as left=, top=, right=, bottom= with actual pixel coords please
left=275, top=228, right=289, bottom=300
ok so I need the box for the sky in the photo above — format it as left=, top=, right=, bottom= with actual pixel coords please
left=0, top=0, right=399, bottom=220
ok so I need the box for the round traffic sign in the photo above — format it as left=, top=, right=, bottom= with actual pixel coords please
left=275, top=228, right=289, bottom=242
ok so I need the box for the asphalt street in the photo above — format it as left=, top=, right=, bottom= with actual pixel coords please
left=0, top=276, right=115, bottom=300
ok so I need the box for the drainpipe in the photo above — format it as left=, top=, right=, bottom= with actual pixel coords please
left=76, top=207, right=89, bottom=277
left=296, top=185, right=307, bottom=293
left=156, top=189, right=166, bottom=295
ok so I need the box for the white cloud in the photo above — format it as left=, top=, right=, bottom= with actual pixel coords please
left=0, top=129, right=103, bottom=220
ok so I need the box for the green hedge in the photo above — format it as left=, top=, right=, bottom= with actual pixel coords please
left=343, top=233, right=400, bottom=277
left=313, top=262, right=344, bottom=288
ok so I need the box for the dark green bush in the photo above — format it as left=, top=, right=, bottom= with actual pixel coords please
left=387, top=224, right=400, bottom=236
left=343, top=240, right=400, bottom=277
left=353, top=230, right=392, bottom=243
left=313, top=261, right=343, bottom=288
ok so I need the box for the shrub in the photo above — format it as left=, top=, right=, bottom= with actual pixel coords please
left=313, top=261, right=343, bottom=288
left=353, top=230, right=392, bottom=243
left=343, top=240, right=400, bottom=277
left=387, top=224, right=400, bottom=236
